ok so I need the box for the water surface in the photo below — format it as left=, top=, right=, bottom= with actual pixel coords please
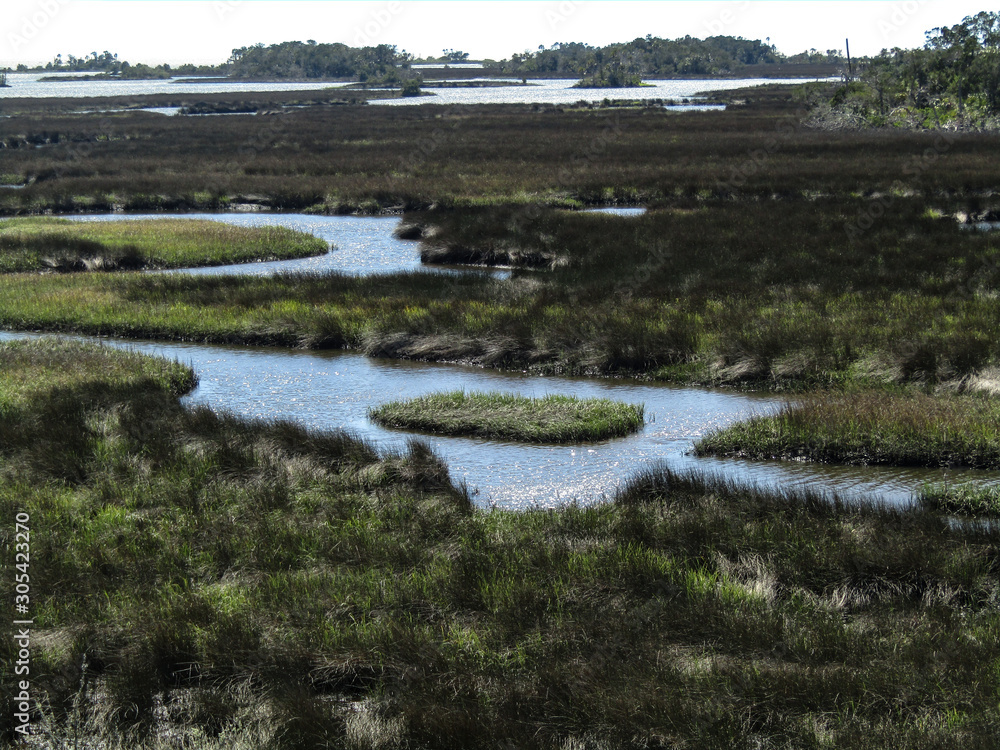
left=371, top=77, right=832, bottom=106
left=2, top=72, right=830, bottom=107
left=64, top=213, right=427, bottom=277
left=4, top=331, right=995, bottom=509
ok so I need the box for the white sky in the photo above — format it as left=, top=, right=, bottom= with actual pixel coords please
left=2, top=1, right=992, bottom=68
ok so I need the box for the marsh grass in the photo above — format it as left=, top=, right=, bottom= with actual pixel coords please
left=0, top=342, right=998, bottom=747
left=3, top=196, right=998, bottom=393
left=5, top=95, right=1000, bottom=216
left=369, top=390, right=644, bottom=442
left=3, top=92, right=1000, bottom=392
left=695, top=390, right=1000, bottom=468
left=920, top=482, right=1000, bottom=516
left=0, top=217, right=326, bottom=273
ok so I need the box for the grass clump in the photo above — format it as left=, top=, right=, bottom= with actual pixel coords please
left=696, top=390, right=1000, bottom=468
left=0, top=217, right=327, bottom=273
left=920, top=482, right=1000, bottom=516
left=369, top=390, right=644, bottom=442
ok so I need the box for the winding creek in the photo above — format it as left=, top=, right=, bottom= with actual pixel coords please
left=5, top=213, right=998, bottom=508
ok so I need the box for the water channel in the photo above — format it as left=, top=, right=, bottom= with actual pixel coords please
left=5, top=212, right=997, bottom=509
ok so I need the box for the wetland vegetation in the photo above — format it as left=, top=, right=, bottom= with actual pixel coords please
left=4, top=15, right=1000, bottom=746
left=920, top=481, right=1000, bottom=516
left=369, top=391, right=645, bottom=443
left=695, top=391, right=1000, bottom=469
left=1, top=340, right=998, bottom=748
left=0, top=217, right=327, bottom=272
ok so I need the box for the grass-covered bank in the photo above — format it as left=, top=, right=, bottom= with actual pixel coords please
left=695, top=391, right=1000, bottom=469
left=1, top=340, right=998, bottom=748
left=2, top=199, right=1000, bottom=391
left=0, top=217, right=327, bottom=272
left=369, top=391, right=644, bottom=442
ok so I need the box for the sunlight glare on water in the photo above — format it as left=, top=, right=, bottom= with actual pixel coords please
left=4, top=332, right=995, bottom=510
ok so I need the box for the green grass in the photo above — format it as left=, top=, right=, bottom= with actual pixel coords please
left=0, top=337, right=195, bottom=407
left=0, top=217, right=327, bottom=272
left=0, top=342, right=998, bottom=748
left=2, top=199, right=1000, bottom=393
left=369, top=390, right=644, bottom=442
left=920, top=482, right=1000, bottom=516
left=695, top=390, right=1000, bottom=468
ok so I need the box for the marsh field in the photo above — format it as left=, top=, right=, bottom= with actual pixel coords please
left=1, top=85, right=999, bottom=748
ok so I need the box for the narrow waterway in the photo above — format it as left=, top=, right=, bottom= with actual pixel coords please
left=4, top=331, right=996, bottom=509
left=6, top=211, right=996, bottom=508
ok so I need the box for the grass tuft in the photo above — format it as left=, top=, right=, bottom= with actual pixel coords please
left=1, top=346, right=998, bottom=747
left=368, top=390, right=644, bottom=443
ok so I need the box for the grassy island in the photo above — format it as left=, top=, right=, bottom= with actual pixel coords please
left=920, top=482, right=1000, bottom=517
left=369, top=390, right=645, bottom=442
left=695, top=391, right=1000, bottom=469
left=0, top=217, right=327, bottom=273
left=0, top=341, right=997, bottom=747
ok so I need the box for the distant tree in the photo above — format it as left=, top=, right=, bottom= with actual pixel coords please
left=400, top=77, right=422, bottom=96
left=226, top=40, right=409, bottom=80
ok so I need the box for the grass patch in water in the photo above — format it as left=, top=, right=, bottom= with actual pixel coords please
left=0, top=217, right=327, bottom=272
left=695, top=390, right=1000, bottom=468
left=920, top=482, right=1000, bottom=516
left=369, top=390, right=644, bottom=442
left=1, top=342, right=998, bottom=748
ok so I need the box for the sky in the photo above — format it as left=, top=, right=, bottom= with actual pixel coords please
left=2, top=0, right=992, bottom=68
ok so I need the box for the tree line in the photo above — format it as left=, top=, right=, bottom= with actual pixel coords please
left=488, top=35, right=840, bottom=79
left=825, top=11, right=998, bottom=128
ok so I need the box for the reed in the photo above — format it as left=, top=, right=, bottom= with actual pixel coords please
left=3, top=93, right=1000, bottom=215
left=2, top=197, right=999, bottom=394
left=919, top=482, right=1000, bottom=516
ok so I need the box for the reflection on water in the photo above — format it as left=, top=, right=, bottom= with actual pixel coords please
left=3, top=332, right=995, bottom=509
left=0, top=72, right=353, bottom=99
left=583, top=207, right=646, bottom=216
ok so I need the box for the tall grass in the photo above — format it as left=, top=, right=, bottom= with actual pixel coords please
left=4, top=94, right=1000, bottom=215
left=0, top=217, right=326, bottom=272
left=919, top=482, right=1000, bottom=516
left=696, top=390, right=1000, bottom=468
left=369, top=390, right=644, bottom=442
left=1, top=341, right=999, bottom=748
left=2, top=198, right=999, bottom=391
